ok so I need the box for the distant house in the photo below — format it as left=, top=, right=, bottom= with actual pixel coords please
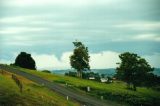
left=100, top=78, right=108, bottom=83
left=89, top=77, right=95, bottom=80
left=112, top=77, right=116, bottom=80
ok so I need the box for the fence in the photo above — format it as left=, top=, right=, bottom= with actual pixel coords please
left=12, top=74, right=23, bottom=93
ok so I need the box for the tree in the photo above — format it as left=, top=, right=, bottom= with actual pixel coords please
left=144, top=73, right=160, bottom=89
left=116, top=52, right=154, bottom=91
left=14, top=52, right=36, bottom=70
left=70, top=41, right=90, bottom=78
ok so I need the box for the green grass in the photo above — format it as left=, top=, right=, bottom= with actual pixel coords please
left=0, top=70, right=79, bottom=106
left=6, top=65, right=160, bottom=105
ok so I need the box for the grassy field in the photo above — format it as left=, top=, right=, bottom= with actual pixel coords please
left=9, top=65, right=160, bottom=106
left=0, top=70, right=79, bottom=106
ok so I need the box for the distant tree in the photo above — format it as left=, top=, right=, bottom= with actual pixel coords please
left=82, top=72, right=94, bottom=79
left=42, top=70, right=51, bottom=73
left=70, top=41, right=90, bottom=78
left=94, top=73, right=101, bottom=82
left=101, top=74, right=105, bottom=78
left=144, top=73, right=160, bottom=89
left=65, top=71, right=77, bottom=77
left=116, top=52, right=154, bottom=91
left=14, top=52, right=36, bottom=70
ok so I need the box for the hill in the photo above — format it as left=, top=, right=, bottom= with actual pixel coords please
left=51, top=69, right=116, bottom=76
left=0, top=70, right=79, bottom=106
left=52, top=68, right=160, bottom=76
left=7, top=65, right=160, bottom=106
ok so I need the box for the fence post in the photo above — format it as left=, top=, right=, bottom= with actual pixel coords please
left=87, top=86, right=90, bottom=92
left=101, top=96, right=103, bottom=100
left=66, top=96, right=69, bottom=100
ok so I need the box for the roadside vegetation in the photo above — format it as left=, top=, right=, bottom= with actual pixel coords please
left=0, top=69, right=79, bottom=106
left=8, top=65, right=160, bottom=106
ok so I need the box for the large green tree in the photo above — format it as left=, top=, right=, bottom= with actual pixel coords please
left=14, top=52, right=36, bottom=70
left=70, top=41, right=90, bottom=78
left=116, top=52, right=154, bottom=91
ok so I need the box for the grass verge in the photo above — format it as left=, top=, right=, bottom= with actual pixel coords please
left=0, top=69, right=79, bottom=106
left=6, top=65, right=160, bottom=106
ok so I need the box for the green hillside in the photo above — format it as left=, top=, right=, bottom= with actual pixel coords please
left=11, top=65, right=160, bottom=106
left=0, top=70, right=79, bottom=106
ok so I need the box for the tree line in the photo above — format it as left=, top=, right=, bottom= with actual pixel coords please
left=12, top=41, right=160, bottom=91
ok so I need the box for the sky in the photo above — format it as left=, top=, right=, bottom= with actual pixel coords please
left=0, top=0, right=160, bottom=70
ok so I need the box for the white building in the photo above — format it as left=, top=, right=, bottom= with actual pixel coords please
left=100, top=78, right=108, bottom=83
left=89, top=77, right=95, bottom=80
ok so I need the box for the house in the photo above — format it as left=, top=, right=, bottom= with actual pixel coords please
left=89, top=77, right=95, bottom=80
left=100, top=78, right=108, bottom=82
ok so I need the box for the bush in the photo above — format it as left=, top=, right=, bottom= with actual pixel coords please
left=65, top=71, right=77, bottom=77
left=42, top=70, right=51, bottom=73
left=88, top=89, right=160, bottom=106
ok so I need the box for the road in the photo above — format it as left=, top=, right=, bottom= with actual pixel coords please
left=0, top=65, right=122, bottom=106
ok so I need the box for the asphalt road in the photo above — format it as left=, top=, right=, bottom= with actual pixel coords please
left=0, top=65, right=122, bottom=106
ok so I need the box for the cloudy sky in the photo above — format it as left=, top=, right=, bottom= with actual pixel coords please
left=0, top=0, right=160, bottom=70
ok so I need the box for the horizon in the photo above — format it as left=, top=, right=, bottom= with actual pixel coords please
left=47, top=68, right=160, bottom=71
left=0, top=0, right=160, bottom=70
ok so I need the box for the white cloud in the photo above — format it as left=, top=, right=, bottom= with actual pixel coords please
left=1, top=35, right=33, bottom=46
left=112, top=34, right=160, bottom=42
left=2, top=0, right=116, bottom=7
left=32, top=51, right=160, bottom=70
left=0, top=17, right=24, bottom=23
left=0, top=27, right=48, bottom=35
left=0, top=16, right=33, bottom=23
left=0, top=15, right=54, bottom=24
left=133, top=34, right=160, bottom=42
left=143, top=53, right=160, bottom=68
left=90, top=51, right=120, bottom=69
left=32, top=52, right=72, bottom=70
left=115, top=21, right=160, bottom=31
left=5, top=42, right=32, bottom=46
left=0, top=59, right=12, bottom=65
left=1, top=51, right=160, bottom=70
left=31, top=51, right=120, bottom=70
